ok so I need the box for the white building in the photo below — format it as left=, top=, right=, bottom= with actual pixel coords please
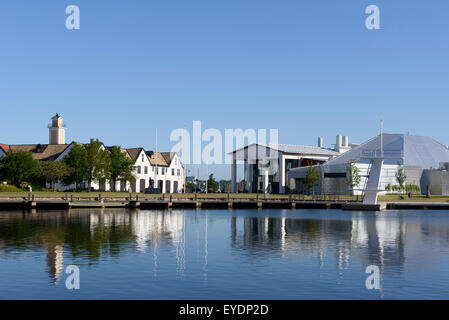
left=229, top=142, right=341, bottom=194
left=288, top=133, right=449, bottom=196
left=124, top=148, right=184, bottom=193
left=0, top=114, right=185, bottom=193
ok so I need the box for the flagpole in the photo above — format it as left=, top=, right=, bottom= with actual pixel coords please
left=155, top=128, right=158, bottom=190
left=380, top=116, right=384, bottom=156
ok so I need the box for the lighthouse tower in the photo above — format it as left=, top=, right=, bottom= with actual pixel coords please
left=48, top=113, right=65, bottom=145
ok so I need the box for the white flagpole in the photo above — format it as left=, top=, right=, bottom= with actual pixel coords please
left=155, top=128, right=158, bottom=190
left=380, top=116, right=384, bottom=156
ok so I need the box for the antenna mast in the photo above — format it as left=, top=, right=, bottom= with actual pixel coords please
left=380, top=116, right=384, bottom=156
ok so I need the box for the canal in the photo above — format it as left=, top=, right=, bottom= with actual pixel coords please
left=1, top=208, right=449, bottom=299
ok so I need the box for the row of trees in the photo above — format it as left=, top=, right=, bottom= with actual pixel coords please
left=184, top=174, right=229, bottom=193
left=0, top=139, right=136, bottom=191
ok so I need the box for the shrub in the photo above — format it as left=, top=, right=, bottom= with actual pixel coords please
left=405, top=184, right=421, bottom=194
left=0, top=185, right=22, bottom=192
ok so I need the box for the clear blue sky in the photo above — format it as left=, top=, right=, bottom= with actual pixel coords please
left=1, top=1, right=449, bottom=179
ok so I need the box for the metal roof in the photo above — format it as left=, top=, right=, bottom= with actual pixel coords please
left=324, top=133, right=449, bottom=168
left=230, top=143, right=339, bottom=156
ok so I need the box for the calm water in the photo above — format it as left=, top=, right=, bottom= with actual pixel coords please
left=1, top=208, right=449, bottom=299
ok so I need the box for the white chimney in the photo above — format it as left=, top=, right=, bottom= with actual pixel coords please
left=336, top=135, right=342, bottom=148
left=318, top=137, right=323, bottom=148
left=343, top=136, right=349, bottom=147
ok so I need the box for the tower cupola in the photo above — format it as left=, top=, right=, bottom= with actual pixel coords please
left=48, top=113, right=66, bottom=145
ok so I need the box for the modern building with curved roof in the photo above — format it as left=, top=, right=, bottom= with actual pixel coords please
left=288, top=133, right=449, bottom=196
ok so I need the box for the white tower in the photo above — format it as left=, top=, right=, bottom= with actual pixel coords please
left=48, top=113, right=65, bottom=145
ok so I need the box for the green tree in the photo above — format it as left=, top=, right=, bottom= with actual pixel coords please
left=185, top=181, right=195, bottom=193
left=219, top=180, right=231, bottom=193
left=346, top=159, right=361, bottom=195
left=63, top=143, right=88, bottom=190
left=0, top=159, right=5, bottom=181
left=207, top=174, right=218, bottom=193
left=0, top=151, right=39, bottom=187
left=84, top=139, right=111, bottom=191
left=305, top=164, right=320, bottom=195
left=40, top=161, right=72, bottom=191
left=109, top=146, right=135, bottom=191
left=395, top=162, right=407, bottom=193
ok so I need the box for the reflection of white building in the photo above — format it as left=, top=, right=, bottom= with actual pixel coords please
left=88, top=210, right=185, bottom=250
left=46, top=244, right=64, bottom=284
left=351, top=215, right=405, bottom=250
left=350, top=214, right=406, bottom=269
left=88, top=209, right=187, bottom=275
left=131, top=211, right=185, bottom=251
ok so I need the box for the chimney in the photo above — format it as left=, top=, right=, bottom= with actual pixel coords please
left=318, top=137, right=323, bottom=148
left=336, top=135, right=342, bottom=148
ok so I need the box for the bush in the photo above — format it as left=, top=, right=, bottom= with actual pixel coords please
left=405, top=184, right=421, bottom=194
left=0, top=185, right=22, bottom=192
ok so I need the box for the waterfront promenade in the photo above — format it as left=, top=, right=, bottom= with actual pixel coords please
left=1, top=193, right=449, bottom=211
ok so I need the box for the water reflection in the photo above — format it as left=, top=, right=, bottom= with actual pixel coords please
left=230, top=212, right=408, bottom=273
left=0, top=209, right=449, bottom=286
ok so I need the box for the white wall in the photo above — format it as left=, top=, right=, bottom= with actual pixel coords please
left=134, top=152, right=184, bottom=193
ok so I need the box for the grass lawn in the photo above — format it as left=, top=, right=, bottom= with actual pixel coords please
left=0, top=191, right=290, bottom=199
left=1, top=191, right=449, bottom=202
left=378, top=194, right=449, bottom=202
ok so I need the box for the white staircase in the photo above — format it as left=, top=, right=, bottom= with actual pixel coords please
left=363, top=159, right=384, bottom=205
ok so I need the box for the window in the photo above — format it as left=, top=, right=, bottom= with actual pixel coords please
left=177, top=169, right=180, bottom=176
left=141, top=154, right=144, bottom=162
left=172, top=169, right=175, bottom=176
left=152, top=167, right=154, bottom=172
left=144, top=166, right=148, bottom=174
left=137, top=166, right=141, bottom=174
left=324, top=172, right=346, bottom=178
left=161, top=168, right=165, bottom=174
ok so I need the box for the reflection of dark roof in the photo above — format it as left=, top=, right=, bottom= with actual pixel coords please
left=325, top=133, right=449, bottom=167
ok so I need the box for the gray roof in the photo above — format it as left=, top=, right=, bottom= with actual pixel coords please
left=274, top=144, right=340, bottom=156
left=230, top=143, right=339, bottom=157
left=324, top=133, right=449, bottom=168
